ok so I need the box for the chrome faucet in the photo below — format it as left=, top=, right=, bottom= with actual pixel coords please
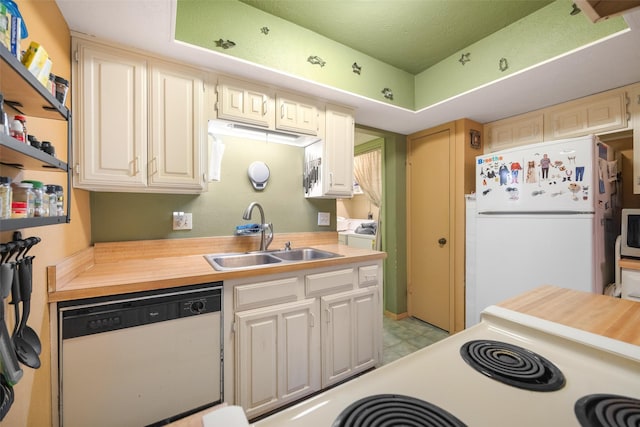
left=242, top=202, right=273, bottom=251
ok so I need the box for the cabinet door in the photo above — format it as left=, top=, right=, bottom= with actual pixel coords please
left=321, top=287, right=378, bottom=387
left=149, top=63, right=206, bottom=191
left=73, top=39, right=147, bottom=189
left=323, top=105, right=354, bottom=197
left=217, top=77, right=273, bottom=127
left=621, top=269, right=640, bottom=302
left=235, top=299, right=320, bottom=419
left=276, top=93, right=319, bottom=135
left=484, top=113, right=543, bottom=152
left=544, top=90, right=629, bottom=140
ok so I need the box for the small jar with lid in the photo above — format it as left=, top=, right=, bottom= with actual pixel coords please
left=45, top=184, right=57, bottom=217
left=22, top=180, right=45, bottom=217
left=11, top=182, right=34, bottom=217
left=55, top=185, right=64, bottom=216
left=0, top=176, right=11, bottom=219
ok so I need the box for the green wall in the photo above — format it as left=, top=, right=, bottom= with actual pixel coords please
left=354, top=127, right=407, bottom=315
left=175, top=0, right=415, bottom=109
left=414, top=0, right=627, bottom=108
left=90, top=135, right=335, bottom=242
left=175, top=0, right=626, bottom=112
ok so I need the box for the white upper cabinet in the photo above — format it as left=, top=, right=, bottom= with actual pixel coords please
left=484, top=112, right=543, bottom=152
left=73, top=39, right=148, bottom=190
left=323, top=105, right=355, bottom=197
left=544, top=89, right=629, bottom=140
left=275, top=91, right=320, bottom=135
left=216, top=76, right=274, bottom=128
left=72, top=37, right=208, bottom=193
left=148, top=63, right=207, bottom=191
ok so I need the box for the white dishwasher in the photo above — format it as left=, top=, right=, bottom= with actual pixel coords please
left=58, top=282, right=223, bottom=427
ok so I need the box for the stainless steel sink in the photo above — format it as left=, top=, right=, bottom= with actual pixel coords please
left=204, top=247, right=341, bottom=271
left=271, top=248, right=340, bottom=261
left=205, top=253, right=282, bottom=271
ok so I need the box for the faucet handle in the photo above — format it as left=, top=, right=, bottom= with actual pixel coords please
left=284, top=241, right=291, bottom=251
left=264, top=223, right=274, bottom=249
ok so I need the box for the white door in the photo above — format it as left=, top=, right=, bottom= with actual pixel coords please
left=149, top=63, right=206, bottom=191
left=471, top=214, right=594, bottom=327
left=324, top=105, right=354, bottom=197
left=74, top=40, right=147, bottom=189
left=235, top=299, right=320, bottom=419
left=321, top=287, right=377, bottom=387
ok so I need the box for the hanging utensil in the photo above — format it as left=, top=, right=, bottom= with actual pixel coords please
left=9, top=236, right=40, bottom=369
left=16, top=237, right=41, bottom=355
left=0, top=243, right=22, bottom=386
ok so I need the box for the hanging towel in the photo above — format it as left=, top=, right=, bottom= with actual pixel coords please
left=208, top=133, right=225, bottom=181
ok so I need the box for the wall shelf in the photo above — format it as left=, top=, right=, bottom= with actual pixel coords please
left=0, top=44, right=72, bottom=231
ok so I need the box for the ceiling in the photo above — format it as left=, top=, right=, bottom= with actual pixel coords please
left=55, top=0, right=640, bottom=135
left=238, top=0, right=553, bottom=74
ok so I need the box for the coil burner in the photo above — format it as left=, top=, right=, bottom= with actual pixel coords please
left=575, top=394, right=640, bottom=427
left=460, top=340, right=565, bottom=392
left=332, top=394, right=467, bottom=427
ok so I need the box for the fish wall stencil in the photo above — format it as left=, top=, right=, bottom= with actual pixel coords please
left=215, top=39, right=236, bottom=49
left=261, top=27, right=269, bottom=35
left=499, top=57, right=509, bottom=72
left=352, top=62, right=362, bottom=75
left=381, top=88, right=393, bottom=100
left=307, top=56, right=326, bottom=67
left=459, top=52, right=471, bottom=65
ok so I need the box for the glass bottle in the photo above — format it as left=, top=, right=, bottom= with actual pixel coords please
left=46, top=184, right=57, bottom=217
left=0, top=176, right=11, bottom=219
left=21, top=180, right=44, bottom=217
left=12, top=182, right=34, bottom=217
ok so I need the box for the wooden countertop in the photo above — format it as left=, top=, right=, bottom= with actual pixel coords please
left=498, top=285, right=640, bottom=345
left=48, top=233, right=386, bottom=302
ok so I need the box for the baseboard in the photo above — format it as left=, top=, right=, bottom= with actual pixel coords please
left=384, top=310, right=408, bottom=320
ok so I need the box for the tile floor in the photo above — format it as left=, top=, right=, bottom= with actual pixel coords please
left=382, top=315, right=449, bottom=365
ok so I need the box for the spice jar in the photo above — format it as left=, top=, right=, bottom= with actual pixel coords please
left=46, top=184, right=57, bottom=217
left=10, top=116, right=25, bottom=142
left=12, top=182, right=34, bottom=217
left=55, top=184, right=64, bottom=216
left=21, top=180, right=44, bottom=217
left=54, top=76, right=69, bottom=105
left=0, top=176, right=11, bottom=219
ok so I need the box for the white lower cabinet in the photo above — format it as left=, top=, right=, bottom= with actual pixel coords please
left=235, top=298, right=320, bottom=419
left=621, top=268, right=640, bottom=302
left=227, top=261, right=382, bottom=419
left=321, top=286, right=378, bottom=387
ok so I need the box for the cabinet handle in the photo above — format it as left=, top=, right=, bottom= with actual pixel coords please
left=329, top=172, right=333, bottom=187
left=262, top=98, right=267, bottom=116
left=280, top=104, right=285, bottom=119
left=132, top=157, right=140, bottom=176
left=150, top=157, right=157, bottom=176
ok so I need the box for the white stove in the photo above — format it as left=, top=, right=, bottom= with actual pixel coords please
left=253, top=306, right=640, bottom=427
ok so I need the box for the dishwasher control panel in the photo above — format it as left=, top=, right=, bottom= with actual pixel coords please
left=59, top=283, right=222, bottom=339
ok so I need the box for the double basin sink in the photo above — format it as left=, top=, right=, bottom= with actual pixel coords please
left=205, top=247, right=342, bottom=271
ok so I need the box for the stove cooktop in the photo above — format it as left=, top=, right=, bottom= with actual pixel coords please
left=253, top=306, right=640, bottom=427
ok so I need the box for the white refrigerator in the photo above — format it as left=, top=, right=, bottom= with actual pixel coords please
left=467, top=135, right=615, bottom=327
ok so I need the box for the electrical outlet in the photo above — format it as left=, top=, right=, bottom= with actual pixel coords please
left=318, top=212, right=330, bottom=226
left=173, top=212, right=193, bottom=230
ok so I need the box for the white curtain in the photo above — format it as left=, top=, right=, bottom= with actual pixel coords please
left=353, top=149, right=382, bottom=250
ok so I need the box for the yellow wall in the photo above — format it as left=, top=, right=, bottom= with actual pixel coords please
left=0, top=1, right=91, bottom=425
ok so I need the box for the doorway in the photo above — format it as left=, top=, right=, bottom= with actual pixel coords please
left=407, top=127, right=452, bottom=331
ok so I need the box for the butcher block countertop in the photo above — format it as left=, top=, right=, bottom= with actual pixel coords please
left=499, top=285, right=640, bottom=346
left=48, top=232, right=386, bottom=303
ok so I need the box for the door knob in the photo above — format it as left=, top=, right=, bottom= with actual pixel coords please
left=438, top=238, right=447, bottom=246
